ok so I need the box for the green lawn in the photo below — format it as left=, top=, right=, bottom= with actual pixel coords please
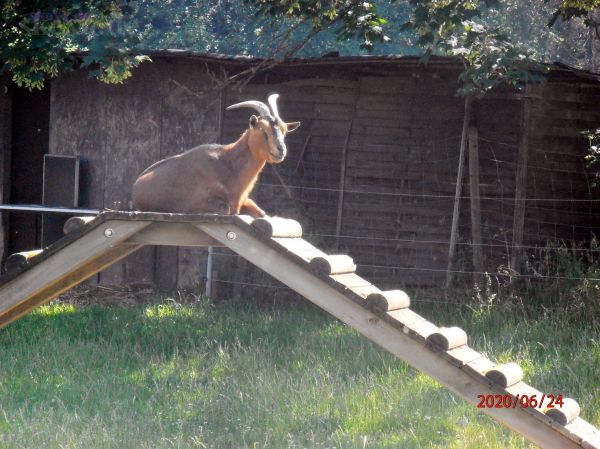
left=0, top=297, right=598, bottom=449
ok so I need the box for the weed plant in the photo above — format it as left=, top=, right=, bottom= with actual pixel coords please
left=456, top=239, right=600, bottom=320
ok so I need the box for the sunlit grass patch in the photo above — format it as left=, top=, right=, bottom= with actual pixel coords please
left=0, top=298, right=598, bottom=449
left=37, top=303, right=78, bottom=316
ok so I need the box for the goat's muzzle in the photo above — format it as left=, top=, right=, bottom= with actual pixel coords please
left=270, top=144, right=287, bottom=163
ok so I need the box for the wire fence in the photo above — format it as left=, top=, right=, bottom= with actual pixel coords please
left=256, top=181, right=600, bottom=203
left=208, top=276, right=596, bottom=312
left=209, top=250, right=600, bottom=283
left=205, top=123, right=600, bottom=309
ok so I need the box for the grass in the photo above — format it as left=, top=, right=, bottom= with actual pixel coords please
left=0, top=296, right=598, bottom=449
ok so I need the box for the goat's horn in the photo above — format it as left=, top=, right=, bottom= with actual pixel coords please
left=267, top=94, right=280, bottom=119
left=226, top=100, right=270, bottom=117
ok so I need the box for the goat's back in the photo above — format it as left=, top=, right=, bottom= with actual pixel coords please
left=132, top=143, right=228, bottom=213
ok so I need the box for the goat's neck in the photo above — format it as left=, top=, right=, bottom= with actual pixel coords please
left=223, top=131, right=266, bottom=197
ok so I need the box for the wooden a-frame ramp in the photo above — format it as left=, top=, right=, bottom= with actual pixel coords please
left=0, top=211, right=599, bottom=449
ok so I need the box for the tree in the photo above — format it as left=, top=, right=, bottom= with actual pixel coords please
left=0, top=0, right=153, bottom=89
left=246, top=0, right=599, bottom=94
left=1, top=0, right=599, bottom=91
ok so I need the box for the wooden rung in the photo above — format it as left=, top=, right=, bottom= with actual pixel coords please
left=445, top=346, right=482, bottom=367
left=272, top=238, right=323, bottom=256
left=4, top=250, right=44, bottom=273
left=546, top=398, right=581, bottom=426
left=427, top=327, right=468, bottom=350
left=506, top=381, right=541, bottom=397
left=401, top=320, right=439, bottom=342
left=309, top=255, right=356, bottom=275
left=252, top=216, right=302, bottom=238
left=506, top=382, right=545, bottom=408
left=348, top=285, right=382, bottom=301
left=329, top=273, right=371, bottom=289
left=387, top=308, right=427, bottom=326
left=366, top=289, right=410, bottom=312
left=485, top=363, right=524, bottom=388
left=565, top=418, right=600, bottom=448
left=294, top=248, right=329, bottom=263
left=464, top=356, right=496, bottom=377
left=63, top=216, right=96, bottom=235
left=236, top=215, right=255, bottom=225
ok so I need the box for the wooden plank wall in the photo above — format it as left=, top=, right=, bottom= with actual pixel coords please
left=471, top=89, right=522, bottom=276
left=50, top=71, right=108, bottom=285
left=341, top=69, right=465, bottom=290
left=47, top=59, right=600, bottom=296
left=155, top=60, right=221, bottom=291
left=524, top=78, right=600, bottom=249
left=49, top=60, right=220, bottom=289
left=213, top=77, right=359, bottom=298
left=215, top=68, right=600, bottom=297
left=213, top=66, right=471, bottom=296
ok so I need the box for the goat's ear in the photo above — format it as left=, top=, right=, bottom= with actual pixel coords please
left=249, top=115, right=259, bottom=128
left=286, top=121, right=301, bottom=133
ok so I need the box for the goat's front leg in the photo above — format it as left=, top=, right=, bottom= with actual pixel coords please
left=240, top=198, right=266, bottom=218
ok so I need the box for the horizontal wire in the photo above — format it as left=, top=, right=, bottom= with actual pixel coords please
left=212, top=278, right=287, bottom=289
left=208, top=234, right=596, bottom=253
left=210, top=252, right=600, bottom=282
left=257, top=182, right=600, bottom=203
left=478, top=137, right=519, bottom=148
left=303, top=232, right=600, bottom=252
left=217, top=130, right=600, bottom=284
left=211, top=278, right=593, bottom=311
left=480, top=159, right=593, bottom=177
left=353, top=263, right=600, bottom=281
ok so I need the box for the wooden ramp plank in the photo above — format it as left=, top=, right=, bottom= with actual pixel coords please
left=125, top=222, right=222, bottom=247
left=0, top=211, right=597, bottom=449
left=195, top=219, right=598, bottom=449
left=566, top=418, right=600, bottom=449
left=0, top=220, right=149, bottom=329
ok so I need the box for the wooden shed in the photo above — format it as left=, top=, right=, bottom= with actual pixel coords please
left=1, top=52, right=599, bottom=296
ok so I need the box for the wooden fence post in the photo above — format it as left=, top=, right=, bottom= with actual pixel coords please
left=335, top=92, right=359, bottom=250
left=446, top=95, right=473, bottom=289
left=510, top=86, right=532, bottom=274
left=468, top=127, right=483, bottom=283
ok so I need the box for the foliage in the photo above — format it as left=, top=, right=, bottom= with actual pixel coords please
left=472, top=238, right=600, bottom=318
left=0, top=0, right=148, bottom=89
left=1, top=0, right=599, bottom=92
left=454, top=26, right=549, bottom=95
left=247, top=0, right=556, bottom=94
left=550, top=0, right=600, bottom=26
left=519, top=240, right=600, bottom=315
left=111, top=0, right=418, bottom=57
left=245, top=0, right=390, bottom=51
left=584, top=128, right=600, bottom=186
left=397, top=0, right=550, bottom=94
left=105, top=0, right=276, bottom=56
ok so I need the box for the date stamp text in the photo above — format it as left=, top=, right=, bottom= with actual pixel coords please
left=476, top=394, right=564, bottom=409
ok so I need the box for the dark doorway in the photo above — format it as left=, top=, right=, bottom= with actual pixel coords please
left=8, top=86, right=50, bottom=254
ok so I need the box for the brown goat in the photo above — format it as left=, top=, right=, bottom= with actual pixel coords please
left=132, top=94, right=300, bottom=218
